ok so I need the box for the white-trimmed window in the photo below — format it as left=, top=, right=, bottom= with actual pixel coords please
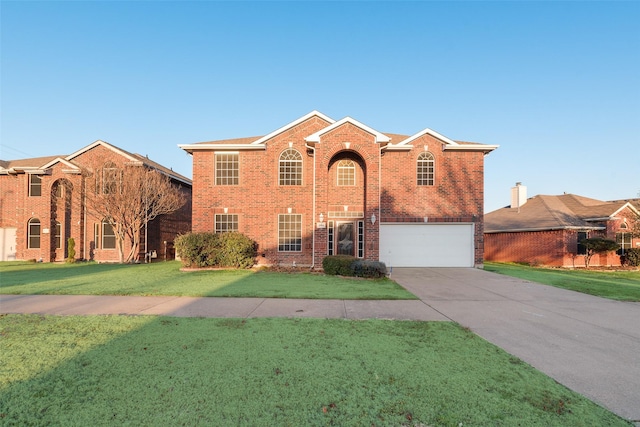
left=102, top=220, right=116, bottom=249
left=417, top=152, right=435, bottom=186
left=102, top=162, right=121, bottom=194
left=215, top=214, right=238, bottom=233
left=54, top=221, right=62, bottom=249
left=29, top=174, right=42, bottom=197
left=215, top=153, right=239, bottom=185
left=337, top=159, right=355, bottom=186
left=278, top=214, right=302, bottom=252
left=28, top=218, right=41, bottom=249
left=279, top=148, right=302, bottom=185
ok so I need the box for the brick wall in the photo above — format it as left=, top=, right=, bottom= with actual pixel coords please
left=191, top=117, right=487, bottom=267
left=1, top=143, right=192, bottom=263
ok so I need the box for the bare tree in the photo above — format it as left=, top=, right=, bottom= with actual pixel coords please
left=84, top=162, right=186, bottom=263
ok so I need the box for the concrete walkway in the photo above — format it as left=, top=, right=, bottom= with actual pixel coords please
left=1, top=267, right=639, bottom=423
left=389, top=267, right=640, bottom=425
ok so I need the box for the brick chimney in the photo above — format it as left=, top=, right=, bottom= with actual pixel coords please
left=511, top=182, right=527, bottom=210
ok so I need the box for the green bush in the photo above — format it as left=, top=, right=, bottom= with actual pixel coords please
left=322, top=255, right=356, bottom=276
left=623, top=248, right=640, bottom=267
left=174, top=232, right=255, bottom=268
left=217, top=232, right=257, bottom=268
left=351, top=260, right=387, bottom=278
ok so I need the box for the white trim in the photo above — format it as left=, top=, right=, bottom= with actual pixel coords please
left=66, top=140, right=138, bottom=163
left=388, top=128, right=498, bottom=153
left=252, top=110, right=335, bottom=146
left=178, top=144, right=266, bottom=152
left=611, top=202, right=640, bottom=217
left=305, top=117, right=391, bottom=144
left=41, top=157, right=80, bottom=171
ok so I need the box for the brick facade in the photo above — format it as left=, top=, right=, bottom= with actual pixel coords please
left=484, top=197, right=639, bottom=268
left=0, top=141, right=192, bottom=262
left=182, top=111, right=496, bottom=268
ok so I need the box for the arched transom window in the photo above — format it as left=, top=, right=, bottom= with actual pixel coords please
left=337, top=159, right=356, bottom=186
left=279, top=149, right=302, bottom=185
left=417, top=152, right=435, bottom=186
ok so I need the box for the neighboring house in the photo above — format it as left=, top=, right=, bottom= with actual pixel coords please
left=484, top=183, right=640, bottom=267
left=0, top=140, right=192, bottom=262
left=179, top=110, right=498, bottom=268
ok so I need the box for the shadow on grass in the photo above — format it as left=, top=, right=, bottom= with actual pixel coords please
left=0, top=261, right=416, bottom=300
left=0, top=314, right=629, bottom=426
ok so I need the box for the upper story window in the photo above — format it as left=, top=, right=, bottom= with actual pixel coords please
left=215, top=214, right=238, bottom=233
left=101, top=162, right=121, bottom=194
left=417, top=152, right=435, bottom=186
left=337, top=159, right=355, bottom=186
left=279, top=149, right=302, bottom=185
left=29, top=174, right=42, bottom=197
left=215, top=153, right=239, bottom=185
left=28, top=218, right=41, bottom=249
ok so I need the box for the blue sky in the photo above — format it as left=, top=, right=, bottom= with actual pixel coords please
left=2, top=1, right=639, bottom=213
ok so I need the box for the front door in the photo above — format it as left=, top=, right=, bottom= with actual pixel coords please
left=336, top=222, right=355, bottom=256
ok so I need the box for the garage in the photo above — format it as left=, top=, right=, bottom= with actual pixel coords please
left=379, top=223, right=475, bottom=267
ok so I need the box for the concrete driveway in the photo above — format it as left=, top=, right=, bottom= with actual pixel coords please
left=390, top=267, right=640, bottom=424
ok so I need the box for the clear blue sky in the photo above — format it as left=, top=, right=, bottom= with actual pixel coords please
left=2, top=1, right=639, bottom=213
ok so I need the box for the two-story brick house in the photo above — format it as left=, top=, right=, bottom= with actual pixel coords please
left=0, top=140, right=192, bottom=262
left=180, top=111, right=497, bottom=268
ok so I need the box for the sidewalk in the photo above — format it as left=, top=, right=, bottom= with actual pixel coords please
left=0, top=294, right=447, bottom=321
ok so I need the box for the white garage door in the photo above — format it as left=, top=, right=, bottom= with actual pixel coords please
left=379, top=223, right=474, bottom=267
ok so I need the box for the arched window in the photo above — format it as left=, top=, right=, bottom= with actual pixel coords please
left=279, top=149, right=302, bottom=185
left=337, top=159, right=356, bottom=186
left=417, top=152, right=435, bottom=186
left=28, top=218, right=41, bottom=249
left=102, top=220, right=116, bottom=249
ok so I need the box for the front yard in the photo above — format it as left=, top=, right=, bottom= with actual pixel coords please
left=484, top=262, right=640, bottom=301
left=0, top=261, right=416, bottom=300
left=0, top=314, right=629, bottom=426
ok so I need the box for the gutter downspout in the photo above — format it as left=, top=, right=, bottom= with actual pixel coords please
left=305, top=143, right=316, bottom=269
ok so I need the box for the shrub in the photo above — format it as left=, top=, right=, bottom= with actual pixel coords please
left=217, top=232, right=257, bottom=268
left=623, top=248, right=640, bottom=267
left=66, top=238, right=76, bottom=263
left=322, top=255, right=356, bottom=276
left=174, top=232, right=255, bottom=268
left=351, top=260, right=387, bottom=278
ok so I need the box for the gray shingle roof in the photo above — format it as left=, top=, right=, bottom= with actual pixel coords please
left=484, top=194, right=631, bottom=233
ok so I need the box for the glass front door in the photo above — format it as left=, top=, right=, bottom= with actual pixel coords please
left=337, top=222, right=354, bottom=256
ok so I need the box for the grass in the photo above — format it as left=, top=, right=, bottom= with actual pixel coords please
left=484, top=262, right=640, bottom=301
left=0, top=261, right=417, bottom=300
left=0, top=314, right=630, bottom=426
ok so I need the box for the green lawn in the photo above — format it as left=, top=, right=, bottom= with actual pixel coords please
left=0, top=261, right=416, bottom=300
left=0, top=314, right=629, bottom=426
left=484, top=262, right=640, bottom=301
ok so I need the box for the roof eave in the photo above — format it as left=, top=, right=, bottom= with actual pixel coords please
left=178, top=144, right=267, bottom=154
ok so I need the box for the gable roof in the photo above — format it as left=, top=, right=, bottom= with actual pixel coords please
left=484, top=194, right=639, bottom=233
left=304, top=116, right=391, bottom=144
left=0, top=140, right=191, bottom=185
left=386, top=128, right=498, bottom=153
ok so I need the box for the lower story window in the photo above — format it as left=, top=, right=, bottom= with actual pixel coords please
left=54, top=221, right=62, bottom=249
left=102, top=221, right=116, bottom=249
left=616, top=232, right=632, bottom=255
left=357, top=220, right=364, bottom=258
left=215, top=214, right=238, bottom=233
left=577, top=231, right=587, bottom=255
left=278, top=214, right=302, bottom=252
left=28, top=218, right=41, bottom=249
